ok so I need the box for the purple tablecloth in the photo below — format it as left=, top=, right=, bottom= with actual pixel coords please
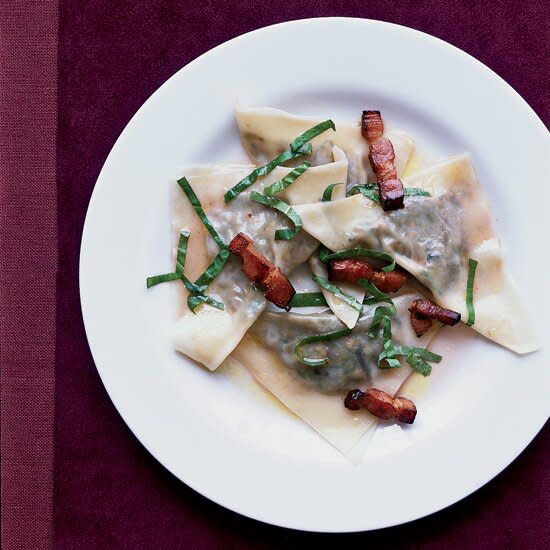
left=1, top=2, right=549, bottom=548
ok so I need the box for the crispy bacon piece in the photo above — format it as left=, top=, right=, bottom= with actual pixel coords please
left=369, top=137, right=397, bottom=181
left=362, top=110, right=404, bottom=211
left=408, top=298, right=461, bottom=337
left=343, top=389, right=364, bottom=411
left=393, top=396, right=417, bottom=424
left=344, top=388, right=417, bottom=424
left=229, top=232, right=295, bottom=310
left=361, top=110, right=384, bottom=142
left=328, top=258, right=408, bottom=293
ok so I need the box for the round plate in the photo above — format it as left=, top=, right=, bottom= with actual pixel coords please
left=80, top=18, right=550, bottom=532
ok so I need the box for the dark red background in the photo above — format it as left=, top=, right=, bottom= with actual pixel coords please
left=56, top=2, right=549, bottom=548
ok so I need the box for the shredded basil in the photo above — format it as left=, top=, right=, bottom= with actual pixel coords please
left=405, top=353, right=434, bottom=376
left=349, top=183, right=430, bottom=205
left=319, top=247, right=396, bottom=272
left=384, top=345, right=442, bottom=363
left=187, top=293, right=224, bottom=311
left=349, top=183, right=381, bottom=204
left=358, top=279, right=393, bottom=305
left=224, top=120, right=334, bottom=203
left=178, top=178, right=225, bottom=249
left=295, top=327, right=352, bottom=367
left=262, top=162, right=310, bottom=196
left=378, top=317, right=402, bottom=368
left=322, top=182, right=344, bottom=202
left=146, top=230, right=224, bottom=311
left=318, top=246, right=330, bottom=263
left=368, top=304, right=397, bottom=339
left=223, top=145, right=311, bottom=203
left=175, top=229, right=191, bottom=274
left=404, top=188, right=431, bottom=198
left=312, top=274, right=363, bottom=312
left=192, top=247, right=230, bottom=288
left=176, top=179, right=230, bottom=311
left=175, top=230, right=215, bottom=296
left=146, top=272, right=181, bottom=289
left=249, top=191, right=302, bottom=240
left=289, top=292, right=328, bottom=307
left=375, top=313, right=442, bottom=375
left=379, top=340, right=442, bottom=376
left=466, top=257, right=478, bottom=326
left=175, top=231, right=226, bottom=311
left=224, top=120, right=335, bottom=203
left=289, top=119, right=335, bottom=153
left=147, top=230, right=193, bottom=291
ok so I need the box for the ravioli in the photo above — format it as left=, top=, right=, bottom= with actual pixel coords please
left=228, top=294, right=437, bottom=455
left=171, top=153, right=348, bottom=370
left=147, top=105, right=537, bottom=462
left=236, top=106, right=415, bottom=186
left=294, top=154, right=538, bottom=354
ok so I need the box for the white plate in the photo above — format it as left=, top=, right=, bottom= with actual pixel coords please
left=80, top=18, right=550, bottom=532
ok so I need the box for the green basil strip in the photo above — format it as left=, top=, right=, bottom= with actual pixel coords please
left=146, top=272, right=181, bottom=289
left=262, top=162, right=311, bottom=196
left=312, top=274, right=363, bottom=312
left=466, top=257, right=478, bottom=326
left=349, top=184, right=430, bottom=204
left=295, top=327, right=352, bottom=367
left=320, top=247, right=396, bottom=272
left=384, top=358, right=402, bottom=369
left=178, top=177, right=226, bottom=249
left=382, top=315, right=393, bottom=343
left=368, top=304, right=396, bottom=339
left=289, top=119, right=336, bottom=153
left=249, top=191, right=302, bottom=240
left=148, top=229, right=192, bottom=288
left=379, top=339, right=442, bottom=376
left=405, top=354, right=433, bottom=376
left=175, top=230, right=190, bottom=274
left=185, top=245, right=228, bottom=312
left=146, top=230, right=224, bottom=311
left=224, top=144, right=312, bottom=203
left=390, top=345, right=443, bottom=363
left=193, top=247, right=230, bottom=289
left=176, top=180, right=231, bottom=310
left=404, top=188, right=431, bottom=198
left=289, top=292, right=328, bottom=307
left=358, top=279, right=393, bottom=305
left=377, top=317, right=401, bottom=368
left=321, top=182, right=344, bottom=202
left=374, top=309, right=443, bottom=375
left=379, top=310, right=442, bottom=375
left=318, top=245, right=330, bottom=263
left=176, top=229, right=215, bottom=294
left=224, top=120, right=335, bottom=203
left=187, top=293, right=224, bottom=311
left=349, top=183, right=381, bottom=204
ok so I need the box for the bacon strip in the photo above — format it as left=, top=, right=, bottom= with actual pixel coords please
left=361, top=110, right=404, bottom=211
left=328, top=258, right=408, bottom=293
left=344, top=388, right=417, bottom=424
left=228, top=232, right=295, bottom=310
left=408, top=298, right=461, bottom=337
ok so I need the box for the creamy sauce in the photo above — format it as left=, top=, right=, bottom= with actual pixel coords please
left=220, top=357, right=298, bottom=418
left=400, top=371, right=431, bottom=400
